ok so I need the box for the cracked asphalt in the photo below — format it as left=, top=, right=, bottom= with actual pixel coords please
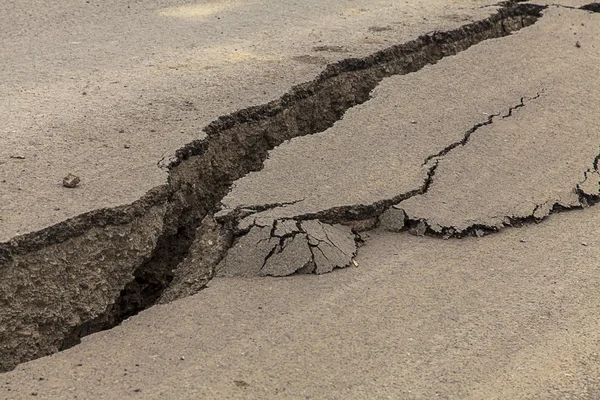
left=0, top=0, right=496, bottom=241
left=2, top=1, right=600, bottom=399
left=221, top=6, right=600, bottom=233
left=3, top=209, right=600, bottom=399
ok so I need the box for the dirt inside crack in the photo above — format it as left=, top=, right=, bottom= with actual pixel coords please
left=0, top=2, right=567, bottom=372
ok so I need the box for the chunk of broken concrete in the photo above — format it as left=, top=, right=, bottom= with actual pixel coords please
left=215, top=226, right=277, bottom=277
left=303, top=220, right=357, bottom=274
left=215, top=219, right=357, bottom=277
left=261, top=234, right=313, bottom=277
left=379, top=207, right=406, bottom=232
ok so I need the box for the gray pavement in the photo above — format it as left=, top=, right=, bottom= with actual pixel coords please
left=220, top=6, right=600, bottom=234
left=3, top=207, right=600, bottom=399
left=2, top=1, right=600, bottom=399
left=0, top=0, right=495, bottom=241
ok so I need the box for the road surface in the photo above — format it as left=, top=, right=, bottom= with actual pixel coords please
left=1, top=1, right=600, bottom=399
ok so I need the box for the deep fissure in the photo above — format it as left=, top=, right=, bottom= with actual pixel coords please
left=0, top=2, right=549, bottom=372
left=112, top=2, right=545, bottom=324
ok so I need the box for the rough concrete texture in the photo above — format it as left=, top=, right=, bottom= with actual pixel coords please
left=2, top=207, right=599, bottom=399
left=216, top=220, right=356, bottom=277
left=1, top=0, right=600, bottom=389
left=158, top=216, right=231, bottom=304
left=219, top=6, right=600, bottom=231
left=0, top=196, right=166, bottom=372
left=0, top=0, right=499, bottom=241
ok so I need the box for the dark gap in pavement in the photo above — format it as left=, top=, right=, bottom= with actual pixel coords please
left=0, top=2, right=546, bottom=372
left=580, top=3, right=600, bottom=13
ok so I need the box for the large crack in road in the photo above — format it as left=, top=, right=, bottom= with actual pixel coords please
left=218, top=5, right=600, bottom=237
left=2, top=1, right=600, bottom=373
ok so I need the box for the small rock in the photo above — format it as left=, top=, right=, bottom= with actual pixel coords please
left=234, top=380, right=250, bottom=388
left=119, top=129, right=125, bottom=133
left=379, top=207, right=406, bottom=232
left=581, top=242, right=588, bottom=246
left=412, top=221, right=427, bottom=236
left=475, top=229, right=485, bottom=238
left=10, top=155, right=25, bottom=160
left=124, top=144, right=131, bottom=149
left=410, top=120, right=417, bottom=124
left=180, top=356, right=185, bottom=360
left=62, top=174, right=81, bottom=188
left=576, top=41, right=581, bottom=48
left=520, top=239, right=527, bottom=243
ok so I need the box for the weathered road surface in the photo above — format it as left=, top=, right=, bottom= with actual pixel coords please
left=2, top=0, right=600, bottom=398
left=4, top=209, right=600, bottom=399
left=0, top=0, right=495, bottom=240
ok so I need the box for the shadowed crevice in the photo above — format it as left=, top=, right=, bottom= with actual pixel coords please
left=0, top=2, right=546, bottom=372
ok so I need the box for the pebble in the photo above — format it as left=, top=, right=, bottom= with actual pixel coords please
left=62, top=174, right=81, bottom=188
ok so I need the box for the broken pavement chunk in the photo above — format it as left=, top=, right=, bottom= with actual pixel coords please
left=215, top=220, right=357, bottom=277
left=273, top=220, right=302, bottom=237
left=261, top=234, right=313, bottom=277
left=379, top=207, right=407, bottom=232
left=215, top=226, right=277, bottom=277
left=303, top=220, right=357, bottom=274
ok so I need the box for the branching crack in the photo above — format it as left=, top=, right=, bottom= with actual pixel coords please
left=423, top=92, right=542, bottom=166
left=0, top=1, right=551, bottom=372
left=219, top=199, right=305, bottom=224
left=399, top=152, right=600, bottom=239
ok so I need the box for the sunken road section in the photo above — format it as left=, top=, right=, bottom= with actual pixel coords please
left=0, top=3, right=545, bottom=372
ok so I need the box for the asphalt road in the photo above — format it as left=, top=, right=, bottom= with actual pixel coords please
left=0, top=0, right=495, bottom=241
left=3, top=208, right=600, bottom=399
left=220, top=6, right=600, bottom=230
left=1, top=1, right=600, bottom=399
